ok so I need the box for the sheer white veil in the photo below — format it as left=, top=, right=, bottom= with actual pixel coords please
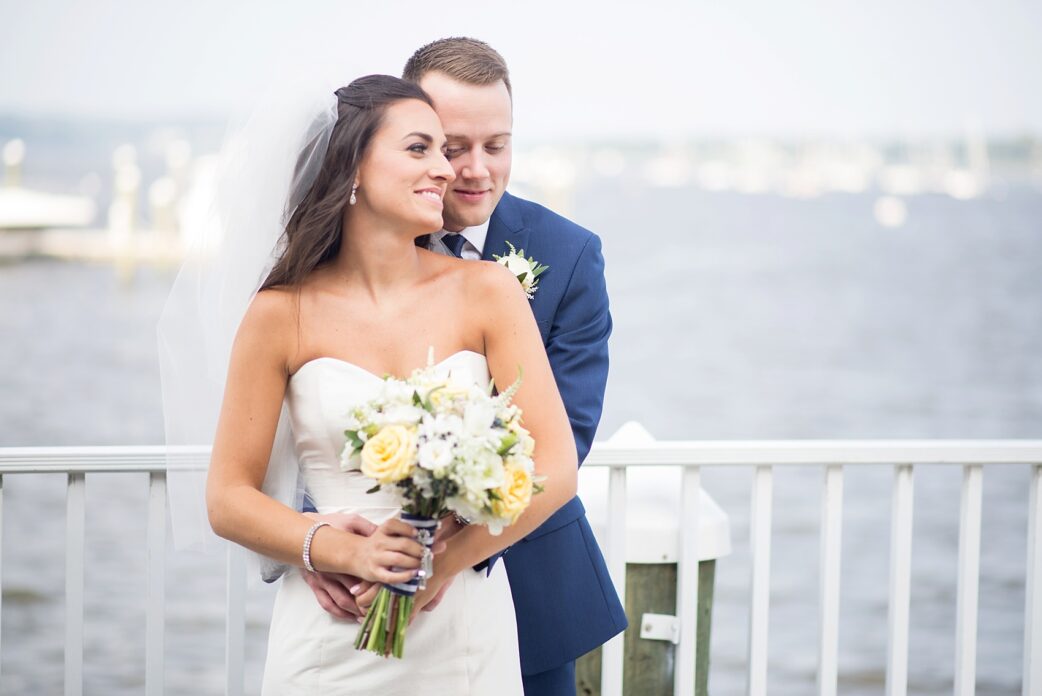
left=157, top=73, right=341, bottom=564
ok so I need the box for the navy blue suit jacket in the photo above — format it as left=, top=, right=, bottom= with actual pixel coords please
left=481, top=192, right=627, bottom=675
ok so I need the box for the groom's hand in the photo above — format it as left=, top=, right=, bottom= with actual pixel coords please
left=300, top=512, right=377, bottom=621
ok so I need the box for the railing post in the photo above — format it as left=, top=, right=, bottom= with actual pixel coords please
left=954, top=464, right=982, bottom=696
left=601, top=465, right=627, bottom=696
left=146, top=471, right=166, bottom=696
left=747, top=465, right=773, bottom=696
left=886, top=464, right=915, bottom=696
left=0, top=473, right=4, bottom=686
left=818, top=465, right=844, bottom=696
left=225, top=543, right=246, bottom=696
left=1025, top=464, right=1042, bottom=696
left=65, top=472, right=85, bottom=696
left=676, top=466, right=702, bottom=696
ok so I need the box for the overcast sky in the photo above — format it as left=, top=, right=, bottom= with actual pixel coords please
left=2, top=0, right=1040, bottom=140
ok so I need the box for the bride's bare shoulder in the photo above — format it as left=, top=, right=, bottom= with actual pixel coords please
left=234, top=286, right=299, bottom=364
left=246, top=285, right=298, bottom=325
left=462, top=260, right=527, bottom=311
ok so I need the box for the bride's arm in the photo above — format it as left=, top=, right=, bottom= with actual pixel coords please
left=206, top=289, right=422, bottom=585
left=421, top=263, right=579, bottom=595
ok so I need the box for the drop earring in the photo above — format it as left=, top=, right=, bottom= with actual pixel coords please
left=349, top=183, right=358, bottom=206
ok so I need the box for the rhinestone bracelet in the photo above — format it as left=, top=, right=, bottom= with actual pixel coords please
left=302, top=521, right=330, bottom=572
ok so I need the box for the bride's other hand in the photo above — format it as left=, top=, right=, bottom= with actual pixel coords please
left=434, top=515, right=464, bottom=545
left=409, top=572, right=455, bottom=621
left=300, top=513, right=377, bottom=620
left=356, top=518, right=425, bottom=584
left=419, top=575, right=455, bottom=613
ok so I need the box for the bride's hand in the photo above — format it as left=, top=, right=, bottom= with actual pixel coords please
left=354, top=518, right=425, bottom=584
left=355, top=533, right=447, bottom=614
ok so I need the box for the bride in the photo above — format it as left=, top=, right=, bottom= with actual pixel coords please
left=200, top=75, right=577, bottom=693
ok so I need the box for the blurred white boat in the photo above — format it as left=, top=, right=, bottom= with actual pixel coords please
left=0, top=186, right=96, bottom=230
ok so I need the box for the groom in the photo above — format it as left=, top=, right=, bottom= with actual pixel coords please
left=305, top=38, right=627, bottom=695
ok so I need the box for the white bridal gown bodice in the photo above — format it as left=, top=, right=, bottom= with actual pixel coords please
left=262, top=351, right=523, bottom=696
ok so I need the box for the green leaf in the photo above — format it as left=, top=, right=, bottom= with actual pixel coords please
left=498, top=432, right=518, bottom=456
left=345, top=430, right=365, bottom=450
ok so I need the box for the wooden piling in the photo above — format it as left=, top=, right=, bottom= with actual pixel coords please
left=576, top=560, right=715, bottom=695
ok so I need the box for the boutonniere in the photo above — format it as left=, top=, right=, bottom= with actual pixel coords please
left=493, top=241, right=548, bottom=300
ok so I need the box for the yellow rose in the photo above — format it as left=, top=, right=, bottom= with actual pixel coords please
left=360, top=425, right=417, bottom=484
left=428, top=381, right=470, bottom=408
left=492, top=462, right=534, bottom=524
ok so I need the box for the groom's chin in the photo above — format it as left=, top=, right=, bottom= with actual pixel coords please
left=444, top=195, right=499, bottom=229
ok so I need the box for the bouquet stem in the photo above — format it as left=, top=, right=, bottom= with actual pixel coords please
left=354, top=514, right=436, bottom=659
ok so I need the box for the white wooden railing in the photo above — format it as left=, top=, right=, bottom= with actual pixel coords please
left=2, top=440, right=1042, bottom=696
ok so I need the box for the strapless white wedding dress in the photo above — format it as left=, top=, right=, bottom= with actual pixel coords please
left=262, top=351, right=523, bottom=695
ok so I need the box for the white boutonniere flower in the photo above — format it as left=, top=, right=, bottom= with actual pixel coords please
left=493, top=241, right=549, bottom=299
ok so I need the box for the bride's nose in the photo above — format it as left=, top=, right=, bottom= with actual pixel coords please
left=431, top=153, right=456, bottom=184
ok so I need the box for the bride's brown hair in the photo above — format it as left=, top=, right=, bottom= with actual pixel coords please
left=260, top=75, right=433, bottom=290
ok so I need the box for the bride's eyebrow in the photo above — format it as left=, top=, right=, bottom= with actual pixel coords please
left=401, top=132, right=434, bottom=142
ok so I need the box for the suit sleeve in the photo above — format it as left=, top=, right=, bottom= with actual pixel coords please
left=545, top=233, right=611, bottom=466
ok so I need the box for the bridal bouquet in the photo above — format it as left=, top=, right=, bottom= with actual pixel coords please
left=341, top=356, right=540, bottom=658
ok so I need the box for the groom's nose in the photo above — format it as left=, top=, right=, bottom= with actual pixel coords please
left=457, top=150, right=490, bottom=181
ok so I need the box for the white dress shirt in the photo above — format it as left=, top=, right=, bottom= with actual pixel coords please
left=429, top=220, right=490, bottom=261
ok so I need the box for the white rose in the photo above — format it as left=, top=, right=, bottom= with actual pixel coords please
left=502, top=254, right=532, bottom=278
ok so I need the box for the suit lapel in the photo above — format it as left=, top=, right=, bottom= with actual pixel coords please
left=482, top=192, right=530, bottom=262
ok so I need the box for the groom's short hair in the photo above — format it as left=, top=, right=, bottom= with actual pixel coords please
left=402, top=37, right=512, bottom=96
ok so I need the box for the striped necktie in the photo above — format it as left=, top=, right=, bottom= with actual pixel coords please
left=442, top=233, right=468, bottom=258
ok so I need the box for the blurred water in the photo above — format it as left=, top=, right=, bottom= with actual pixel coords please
left=2, top=184, right=1040, bottom=694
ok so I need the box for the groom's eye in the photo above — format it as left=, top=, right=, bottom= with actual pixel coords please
left=443, top=147, right=465, bottom=160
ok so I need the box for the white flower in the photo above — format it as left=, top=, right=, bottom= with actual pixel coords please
left=411, top=468, right=435, bottom=497
left=381, top=403, right=426, bottom=426
left=417, top=438, right=454, bottom=474
left=422, top=412, right=463, bottom=440
left=493, top=241, right=548, bottom=299
left=464, top=447, right=506, bottom=492
left=462, top=400, right=496, bottom=438
left=503, top=253, right=531, bottom=277
left=379, top=380, right=415, bottom=404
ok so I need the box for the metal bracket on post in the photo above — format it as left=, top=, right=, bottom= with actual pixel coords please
left=640, top=613, right=680, bottom=644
